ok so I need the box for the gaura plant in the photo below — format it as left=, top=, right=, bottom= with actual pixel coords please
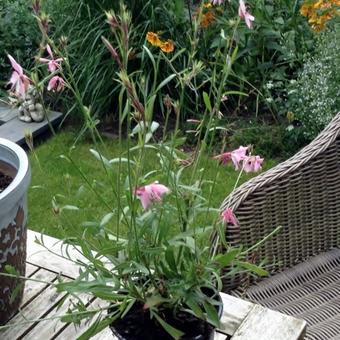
left=2, top=1, right=280, bottom=339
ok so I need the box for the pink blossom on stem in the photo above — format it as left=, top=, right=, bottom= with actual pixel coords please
left=39, top=44, right=63, bottom=72
left=47, top=76, right=65, bottom=92
left=213, top=152, right=232, bottom=165
left=221, top=208, right=238, bottom=226
left=135, top=182, right=170, bottom=210
left=243, top=155, right=264, bottom=173
left=214, top=146, right=248, bottom=170
left=7, top=55, right=30, bottom=98
left=231, top=146, right=248, bottom=170
left=238, top=0, right=255, bottom=29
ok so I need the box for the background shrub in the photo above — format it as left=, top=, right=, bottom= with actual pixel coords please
left=0, top=0, right=39, bottom=95
left=284, top=24, right=340, bottom=140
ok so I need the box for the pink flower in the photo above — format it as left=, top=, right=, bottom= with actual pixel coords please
left=243, top=155, right=264, bottom=173
left=39, top=44, right=63, bottom=72
left=47, top=76, right=65, bottom=92
left=221, top=208, right=238, bottom=226
left=238, top=0, right=255, bottom=29
left=210, top=0, right=224, bottom=4
left=231, top=146, right=248, bottom=170
left=135, top=182, right=170, bottom=210
left=213, top=152, right=232, bottom=165
left=7, top=55, right=30, bottom=98
left=214, top=146, right=248, bottom=170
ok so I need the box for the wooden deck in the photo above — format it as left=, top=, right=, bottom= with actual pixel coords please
left=0, top=230, right=307, bottom=339
left=0, top=103, right=62, bottom=145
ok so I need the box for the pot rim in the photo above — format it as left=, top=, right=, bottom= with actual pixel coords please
left=0, top=138, right=30, bottom=203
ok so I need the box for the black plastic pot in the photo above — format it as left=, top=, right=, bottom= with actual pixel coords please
left=109, top=292, right=223, bottom=340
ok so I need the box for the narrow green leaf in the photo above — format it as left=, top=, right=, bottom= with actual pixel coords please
left=203, top=301, right=220, bottom=328
left=77, top=315, right=114, bottom=340
left=214, top=248, right=240, bottom=267
left=236, top=261, right=268, bottom=277
left=155, top=74, right=176, bottom=93
left=203, top=92, right=212, bottom=112
left=186, top=297, right=203, bottom=318
left=100, top=212, right=114, bottom=227
left=152, top=312, right=184, bottom=339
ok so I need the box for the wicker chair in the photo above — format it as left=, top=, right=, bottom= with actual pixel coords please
left=218, top=113, right=340, bottom=340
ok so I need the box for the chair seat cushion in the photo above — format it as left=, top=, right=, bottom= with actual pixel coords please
left=240, top=249, right=340, bottom=340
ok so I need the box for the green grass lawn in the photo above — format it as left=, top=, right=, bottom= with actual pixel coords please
left=28, top=131, right=276, bottom=239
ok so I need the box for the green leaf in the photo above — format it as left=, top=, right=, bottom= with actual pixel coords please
left=9, top=282, right=24, bottom=304
left=236, top=261, right=268, bottom=277
left=214, top=248, right=240, bottom=267
left=203, top=301, right=220, bottom=328
left=4, top=265, right=19, bottom=276
left=89, top=149, right=111, bottom=167
left=186, top=297, right=203, bottom=318
left=155, top=74, right=176, bottom=93
left=77, top=315, right=115, bottom=340
left=203, top=92, right=212, bottom=112
left=100, top=212, right=114, bottom=227
left=144, top=295, right=167, bottom=309
left=165, top=248, right=177, bottom=272
left=152, top=312, right=184, bottom=339
left=61, top=205, right=80, bottom=212
left=109, top=158, right=136, bottom=166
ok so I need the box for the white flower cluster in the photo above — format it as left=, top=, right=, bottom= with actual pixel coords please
left=287, top=27, right=339, bottom=139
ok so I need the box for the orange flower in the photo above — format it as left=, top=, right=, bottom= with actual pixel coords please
left=146, top=32, right=162, bottom=47
left=300, top=0, right=339, bottom=32
left=160, top=40, right=174, bottom=53
left=201, top=11, right=215, bottom=28
left=300, top=4, right=312, bottom=17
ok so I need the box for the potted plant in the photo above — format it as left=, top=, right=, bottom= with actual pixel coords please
left=0, top=138, right=30, bottom=324
left=1, top=1, right=279, bottom=338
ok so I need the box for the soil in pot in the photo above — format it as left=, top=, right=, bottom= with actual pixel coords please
left=110, top=301, right=219, bottom=340
left=0, top=161, right=15, bottom=193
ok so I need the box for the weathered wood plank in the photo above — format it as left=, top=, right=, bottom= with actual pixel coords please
left=23, top=292, right=92, bottom=340
left=214, top=331, right=228, bottom=340
left=218, top=293, right=254, bottom=336
left=25, top=262, right=39, bottom=277
left=54, top=298, right=115, bottom=339
left=0, top=105, right=17, bottom=123
left=231, top=304, right=307, bottom=340
left=0, top=110, right=62, bottom=145
left=21, top=268, right=56, bottom=306
left=27, top=230, right=88, bottom=278
left=0, top=273, right=65, bottom=339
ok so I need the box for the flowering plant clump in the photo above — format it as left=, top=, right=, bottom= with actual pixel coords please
left=300, top=0, right=340, bottom=32
left=1, top=2, right=281, bottom=339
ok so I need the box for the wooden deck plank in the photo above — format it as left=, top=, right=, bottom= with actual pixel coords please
left=54, top=298, right=115, bottom=340
left=22, top=292, right=92, bottom=340
left=218, top=293, right=254, bottom=336
left=0, top=104, right=17, bottom=123
left=21, top=268, right=56, bottom=306
left=1, top=273, right=66, bottom=339
left=231, top=304, right=307, bottom=340
left=0, top=110, right=62, bottom=145
left=25, top=262, right=39, bottom=277
left=27, top=230, right=87, bottom=278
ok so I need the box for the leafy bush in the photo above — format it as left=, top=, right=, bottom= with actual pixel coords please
left=0, top=0, right=318, bottom=133
left=0, top=0, right=39, bottom=85
left=284, top=25, right=340, bottom=139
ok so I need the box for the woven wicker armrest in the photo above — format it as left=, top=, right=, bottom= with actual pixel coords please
left=218, top=113, right=340, bottom=291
